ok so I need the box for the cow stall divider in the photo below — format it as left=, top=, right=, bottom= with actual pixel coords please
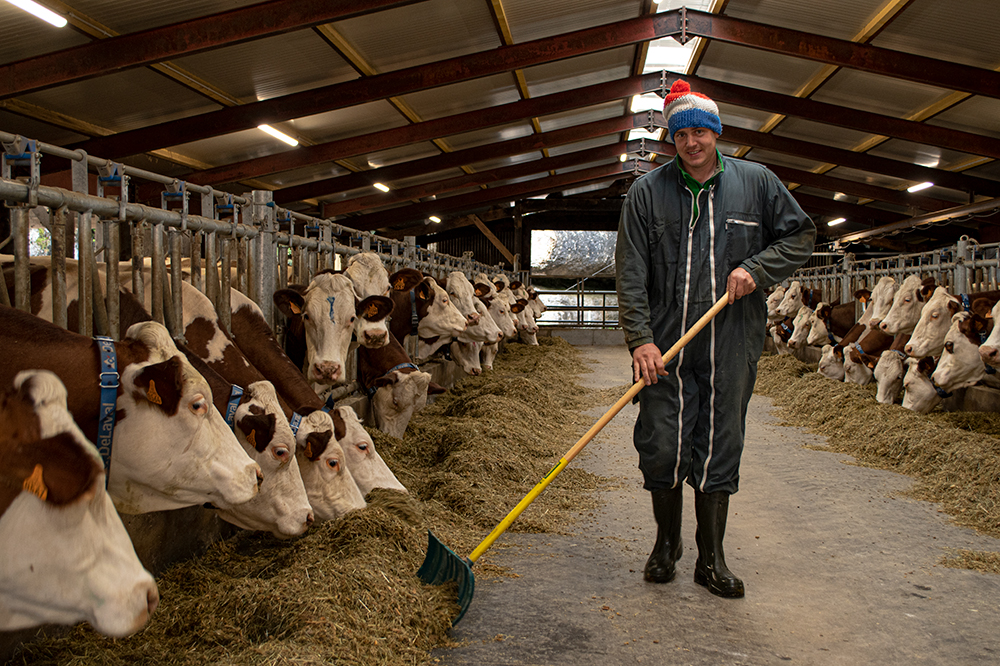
left=2, top=129, right=517, bottom=379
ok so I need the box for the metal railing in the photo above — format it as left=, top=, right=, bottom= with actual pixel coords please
left=533, top=287, right=620, bottom=328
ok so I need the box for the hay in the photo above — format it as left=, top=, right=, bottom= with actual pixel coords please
left=16, top=337, right=613, bottom=665
left=754, top=354, right=1000, bottom=552
left=940, top=549, right=1000, bottom=574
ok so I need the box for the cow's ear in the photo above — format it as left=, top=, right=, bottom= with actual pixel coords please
left=356, top=295, right=394, bottom=321
left=427, top=381, right=447, bottom=395
left=20, top=432, right=102, bottom=506
left=917, top=356, right=936, bottom=374
left=854, top=289, right=871, bottom=303
left=474, top=283, right=491, bottom=298
left=510, top=280, right=523, bottom=290
left=373, top=374, right=398, bottom=388
left=494, top=280, right=505, bottom=291
left=388, top=269, right=422, bottom=292
left=946, top=300, right=961, bottom=317
left=414, top=280, right=433, bottom=302
left=132, top=357, right=184, bottom=415
left=973, top=313, right=989, bottom=333
left=302, top=431, right=331, bottom=461
left=274, top=289, right=305, bottom=317
left=971, top=297, right=993, bottom=319
left=237, top=412, right=275, bottom=453
left=918, top=279, right=936, bottom=301
left=511, top=302, right=525, bottom=313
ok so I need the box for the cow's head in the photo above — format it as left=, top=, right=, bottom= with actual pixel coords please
left=978, top=300, right=1000, bottom=368
left=787, top=305, right=815, bottom=349
left=111, top=322, right=261, bottom=514
left=766, top=286, right=786, bottom=321
left=879, top=275, right=926, bottom=336
left=355, top=295, right=394, bottom=348
left=451, top=339, right=483, bottom=376
left=332, top=406, right=406, bottom=494
left=295, top=409, right=367, bottom=522
left=0, top=370, right=158, bottom=638
left=902, top=356, right=942, bottom=414
left=864, top=276, right=899, bottom=328
left=446, top=272, right=482, bottom=329
left=371, top=368, right=432, bottom=440
left=873, top=350, right=906, bottom=405
left=905, top=287, right=959, bottom=358
left=512, top=299, right=539, bottom=345
left=817, top=344, right=845, bottom=381
left=345, top=252, right=391, bottom=299
left=932, top=312, right=989, bottom=393
left=274, top=272, right=357, bottom=385
left=213, top=381, right=313, bottom=538
left=776, top=281, right=802, bottom=317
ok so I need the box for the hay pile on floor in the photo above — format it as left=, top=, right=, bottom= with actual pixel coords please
left=754, top=354, right=1000, bottom=571
left=16, top=337, right=613, bottom=666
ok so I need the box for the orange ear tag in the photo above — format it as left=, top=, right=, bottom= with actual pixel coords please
left=247, top=430, right=257, bottom=447
left=290, top=302, right=302, bottom=315
left=23, top=464, right=48, bottom=501
left=394, top=278, right=406, bottom=290
left=366, top=303, right=379, bottom=318
left=147, top=380, right=163, bottom=405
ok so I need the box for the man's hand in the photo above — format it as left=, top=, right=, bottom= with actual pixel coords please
left=727, top=267, right=757, bottom=304
left=632, top=342, right=668, bottom=386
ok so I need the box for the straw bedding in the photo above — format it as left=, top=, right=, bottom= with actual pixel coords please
left=755, top=353, right=1000, bottom=572
left=13, top=337, right=612, bottom=666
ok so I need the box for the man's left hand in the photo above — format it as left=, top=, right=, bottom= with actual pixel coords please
left=726, top=268, right=757, bottom=304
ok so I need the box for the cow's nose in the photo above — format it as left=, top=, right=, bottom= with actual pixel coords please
left=879, top=321, right=889, bottom=332
left=904, top=343, right=914, bottom=355
left=147, top=584, right=160, bottom=618
left=255, top=468, right=264, bottom=488
left=305, top=511, right=315, bottom=527
left=313, top=361, right=342, bottom=383
left=365, top=330, right=387, bottom=346
left=982, top=347, right=998, bottom=362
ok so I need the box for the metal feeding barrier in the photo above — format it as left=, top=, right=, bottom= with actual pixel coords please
left=1, top=130, right=519, bottom=357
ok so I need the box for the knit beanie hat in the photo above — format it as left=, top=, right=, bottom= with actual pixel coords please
left=662, top=79, right=722, bottom=142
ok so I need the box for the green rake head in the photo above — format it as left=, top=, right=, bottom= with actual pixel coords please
left=417, top=530, right=475, bottom=625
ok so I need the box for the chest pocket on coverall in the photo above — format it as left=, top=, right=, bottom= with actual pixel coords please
left=647, top=215, right=680, bottom=313
left=725, top=213, right=762, bottom=272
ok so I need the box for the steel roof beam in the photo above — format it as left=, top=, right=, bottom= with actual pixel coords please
left=0, top=0, right=423, bottom=100
left=272, top=112, right=655, bottom=204
left=791, top=192, right=907, bottom=225
left=70, top=14, right=686, bottom=160
left=674, top=74, right=1000, bottom=161
left=360, top=160, right=651, bottom=235
left=834, top=197, right=1000, bottom=243
left=183, top=72, right=664, bottom=188
left=322, top=140, right=633, bottom=218
left=720, top=126, right=1000, bottom=198
left=684, top=9, right=1000, bottom=101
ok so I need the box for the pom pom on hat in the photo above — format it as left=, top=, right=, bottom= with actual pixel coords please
left=663, top=79, right=722, bottom=142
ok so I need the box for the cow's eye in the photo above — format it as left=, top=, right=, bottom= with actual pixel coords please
left=945, top=341, right=954, bottom=353
left=303, top=313, right=311, bottom=321
left=189, top=395, right=209, bottom=415
left=273, top=446, right=290, bottom=461
left=356, top=442, right=368, bottom=452
left=325, top=458, right=340, bottom=471
left=931, top=311, right=939, bottom=319
left=350, top=316, right=356, bottom=323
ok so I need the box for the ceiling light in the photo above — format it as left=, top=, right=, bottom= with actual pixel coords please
left=827, top=217, right=846, bottom=227
left=6, top=0, right=67, bottom=27
left=373, top=182, right=390, bottom=193
left=429, top=216, right=441, bottom=223
left=907, top=181, right=934, bottom=193
left=257, top=124, right=298, bottom=146
left=619, top=154, right=628, bottom=162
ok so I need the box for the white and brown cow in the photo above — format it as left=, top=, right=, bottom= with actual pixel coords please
left=329, top=406, right=407, bottom=495
left=0, top=370, right=159, bottom=637
left=872, top=336, right=911, bottom=405
left=879, top=275, right=936, bottom=336
left=902, top=356, right=945, bottom=414
left=979, top=300, right=1000, bottom=370
left=776, top=281, right=822, bottom=318
left=933, top=311, right=993, bottom=393
left=905, top=287, right=998, bottom=359
left=387, top=268, right=467, bottom=361
left=357, top=332, right=432, bottom=439
left=0, top=305, right=261, bottom=515
left=512, top=299, right=539, bottom=345
left=344, top=253, right=395, bottom=348
left=446, top=272, right=483, bottom=332
left=294, top=409, right=367, bottom=522
left=766, top=286, right=786, bottom=323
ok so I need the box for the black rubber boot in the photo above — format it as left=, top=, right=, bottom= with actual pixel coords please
left=643, top=485, right=683, bottom=583
left=693, top=490, right=745, bottom=598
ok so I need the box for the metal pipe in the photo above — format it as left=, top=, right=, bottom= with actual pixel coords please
left=11, top=207, right=29, bottom=312
left=105, top=219, right=120, bottom=339
left=169, top=228, right=184, bottom=339
left=218, top=237, right=232, bottom=334
left=150, top=222, right=165, bottom=326
left=131, top=219, right=146, bottom=310
left=77, top=210, right=93, bottom=336
left=50, top=206, right=67, bottom=328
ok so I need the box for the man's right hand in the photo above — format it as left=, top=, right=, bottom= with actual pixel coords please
left=632, top=342, right=668, bottom=386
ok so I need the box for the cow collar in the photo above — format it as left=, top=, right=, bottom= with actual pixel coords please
left=850, top=341, right=865, bottom=359
left=410, top=289, right=420, bottom=331
left=321, top=393, right=337, bottom=413
left=986, top=362, right=997, bottom=376
left=931, top=378, right=953, bottom=399
left=288, top=412, right=302, bottom=436
left=95, top=336, right=119, bottom=480
left=224, top=385, right=244, bottom=429
left=364, top=362, right=419, bottom=397
left=892, top=349, right=907, bottom=360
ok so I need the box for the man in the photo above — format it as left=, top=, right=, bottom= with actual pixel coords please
left=615, top=80, right=815, bottom=597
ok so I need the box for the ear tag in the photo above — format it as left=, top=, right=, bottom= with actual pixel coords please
left=394, top=278, right=406, bottom=290
left=147, top=380, right=163, bottom=405
left=366, top=302, right=379, bottom=318
left=303, top=442, right=314, bottom=460
left=247, top=430, right=257, bottom=447
left=23, top=464, right=48, bottom=501
left=290, top=302, right=302, bottom=315
left=859, top=296, right=867, bottom=304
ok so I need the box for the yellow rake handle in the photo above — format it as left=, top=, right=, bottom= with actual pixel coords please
left=468, top=291, right=730, bottom=563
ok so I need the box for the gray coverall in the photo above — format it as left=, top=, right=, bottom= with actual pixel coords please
left=616, top=154, right=816, bottom=494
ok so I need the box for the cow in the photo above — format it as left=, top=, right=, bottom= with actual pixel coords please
left=493, top=273, right=517, bottom=308
left=871, top=334, right=911, bottom=404
left=806, top=301, right=856, bottom=346
left=879, top=275, right=936, bottom=336
left=0, top=305, right=261, bottom=514
left=860, top=276, right=899, bottom=330
left=274, top=271, right=392, bottom=385
left=386, top=268, right=467, bottom=361
left=329, top=406, right=407, bottom=495
left=0, top=370, right=159, bottom=637
left=787, top=305, right=817, bottom=350
left=512, top=299, right=539, bottom=345
left=905, top=287, right=998, bottom=358
left=843, top=328, right=895, bottom=385
left=526, top=286, right=547, bottom=320
left=933, top=311, right=994, bottom=393
left=770, top=315, right=795, bottom=355
left=766, top=285, right=786, bottom=322
left=451, top=338, right=483, bottom=375
left=979, top=300, right=1000, bottom=370
left=344, top=253, right=396, bottom=348
left=227, top=289, right=404, bottom=496
left=475, top=276, right=517, bottom=340
left=294, top=408, right=368, bottom=522
left=776, top=281, right=822, bottom=317
left=445, top=272, right=483, bottom=331
left=357, top=332, right=433, bottom=439
left=902, top=356, right=946, bottom=414
left=817, top=344, right=846, bottom=381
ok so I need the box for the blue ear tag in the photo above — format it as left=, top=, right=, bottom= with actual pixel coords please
left=327, top=295, right=336, bottom=321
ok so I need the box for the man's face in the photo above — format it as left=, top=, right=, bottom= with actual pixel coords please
left=672, top=127, right=718, bottom=175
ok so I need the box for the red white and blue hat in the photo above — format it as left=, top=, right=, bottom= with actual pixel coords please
left=662, top=79, right=722, bottom=142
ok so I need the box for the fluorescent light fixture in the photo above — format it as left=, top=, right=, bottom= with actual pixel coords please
left=257, top=124, right=298, bottom=146
left=429, top=216, right=441, bottom=223
left=907, top=181, right=934, bottom=193
left=827, top=217, right=846, bottom=227
left=6, top=0, right=66, bottom=27
left=373, top=182, right=390, bottom=193
left=619, top=154, right=628, bottom=162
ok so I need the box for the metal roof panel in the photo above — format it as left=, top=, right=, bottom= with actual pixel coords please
left=521, top=47, right=635, bottom=98
left=502, top=0, right=643, bottom=43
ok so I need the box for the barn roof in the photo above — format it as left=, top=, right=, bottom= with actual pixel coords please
left=2, top=0, right=999, bottom=257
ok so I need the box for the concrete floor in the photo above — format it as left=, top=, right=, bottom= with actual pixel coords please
left=435, top=345, right=1000, bottom=666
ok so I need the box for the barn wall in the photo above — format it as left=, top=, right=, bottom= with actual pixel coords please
left=427, top=225, right=524, bottom=271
